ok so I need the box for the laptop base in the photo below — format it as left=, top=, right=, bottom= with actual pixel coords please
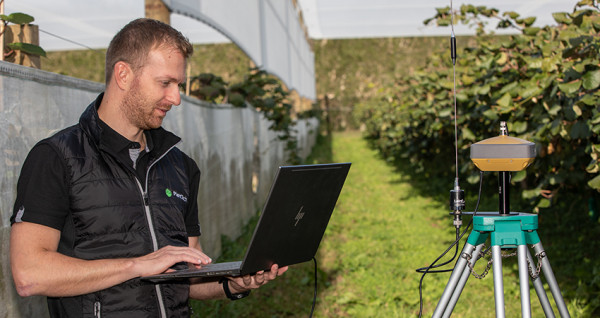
left=143, top=261, right=243, bottom=282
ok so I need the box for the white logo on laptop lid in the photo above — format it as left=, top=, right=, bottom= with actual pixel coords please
left=294, top=206, right=305, bottom=226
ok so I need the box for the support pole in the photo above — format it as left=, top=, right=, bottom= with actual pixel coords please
left=3, top=24, right=41, bottom=68
left=499, top=172, right=510, bottom=215
left=145, top=0, right=171, bottom=24
left=1, top=0, right=5, bottom=62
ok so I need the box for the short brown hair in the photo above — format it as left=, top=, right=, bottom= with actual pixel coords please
left=105, top=18, right=193, bottom=83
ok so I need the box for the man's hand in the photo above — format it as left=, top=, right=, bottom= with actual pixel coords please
left=132, top=245, right=212, bottom=277
left=227, top=264, right=289, bottom=293
left=187, top=237, right=288, bottom=300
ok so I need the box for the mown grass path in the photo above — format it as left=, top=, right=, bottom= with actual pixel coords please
left=193, top=131, right=567, bottom=317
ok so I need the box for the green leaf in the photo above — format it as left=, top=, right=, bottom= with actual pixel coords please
left=477, top=85, right=491, bottom=95
left=483, top=109, right=498, bottom=120
left=512, top=170, right=527, bottom=183
left=520, top=84, right=541, bottom=100
left=435, top=7, right=450, bottom=15
left=564, top=106, right=577, bottom=121
left=570, top=121, right=590, bottom=139
left=437, top=18, right=451, bottom=27
left=586, top=160, right=598, bottom=173
left=523, top=17, right=536, bottom=26
left=528, top=58, right=543, bottom=69
left=461, top=127, right=476, bottom=141
left=466, top=173, right=480, bottom=184
left=496, top=52, right=508, bottom=65
left=522, top=188, right=540, bottom=199
left=573, top=63, right=586, bottom=74
left=504, top=11, right=520, bottom=19
left=497, top=92, right=512, bottom=107
left=536, top=198, right=551, bottom=208
left=552, top=12, right=572, bottom=25
left=541, top=57, right=559, bottom=72
left=588, top=174, right=600, bottom=190
left=0, top=12, right=34, bottom=25
left=456, top=92, right=469, bottom=102
left=461, top=75, right=476, bottom=85
left=6, top=42, right=47, bottom=57
left=523, top=27, right=541, bottom=36
left=499, top=82, right=518, bottom=95
left=578, top=94, right=596, bottom=106
left=558, top=80, right=581, bottom=95
left=440, top=80, right=454, bottom=89
left=513, top=121, right=528, bottom=134
left=546, top=104, right=561, bottom=116
left=582, top=70, right=600, bottom=90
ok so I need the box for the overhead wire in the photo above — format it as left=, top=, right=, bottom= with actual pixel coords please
left=38, top=28, right=105, bottom=55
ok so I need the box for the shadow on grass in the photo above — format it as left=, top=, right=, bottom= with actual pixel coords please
left=190, top=133, right=336, bottom=317
left=364, top=136, right=600, bottom=317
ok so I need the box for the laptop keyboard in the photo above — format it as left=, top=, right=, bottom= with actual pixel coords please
left=200, top=261, right=243, bottom=272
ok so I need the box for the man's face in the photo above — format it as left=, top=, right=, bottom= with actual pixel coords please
left=121, top=46, right=186, bottom=130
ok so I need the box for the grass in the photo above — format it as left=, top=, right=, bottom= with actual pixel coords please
left=190, top=131, right=585, bottom=317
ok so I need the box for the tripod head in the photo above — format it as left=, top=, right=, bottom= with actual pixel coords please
left=470, top=121, right=536, bottom=215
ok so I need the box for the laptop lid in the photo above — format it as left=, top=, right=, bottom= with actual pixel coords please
left=142, top=162, right=350, bottom=281
left=238, top=162, right=351, bottom=275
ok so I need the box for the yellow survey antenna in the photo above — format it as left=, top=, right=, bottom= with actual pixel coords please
left=470, top=121, right=536, bottom=172
left=470, top=121, right=536, bottom=215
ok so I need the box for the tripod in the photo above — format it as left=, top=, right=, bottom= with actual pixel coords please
left=433, top=122, right=571, bottom=317
left=433, top=211, right=571, bottom=317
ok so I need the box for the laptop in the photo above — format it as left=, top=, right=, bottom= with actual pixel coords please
left=142, top=162, right=351, bottom=282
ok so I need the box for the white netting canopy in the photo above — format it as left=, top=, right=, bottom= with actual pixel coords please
left=164, top=0, right=316, bottom=100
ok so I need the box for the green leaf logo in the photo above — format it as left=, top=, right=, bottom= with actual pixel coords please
left=165, top=188, right=172, bottom=197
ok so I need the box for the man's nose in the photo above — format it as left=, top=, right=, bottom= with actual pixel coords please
left=168, top=85, right=181, bottom=106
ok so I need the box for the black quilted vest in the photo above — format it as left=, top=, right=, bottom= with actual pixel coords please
left=46, top=96, right=192, bottom=317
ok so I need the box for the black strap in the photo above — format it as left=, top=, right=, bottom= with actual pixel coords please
left=219, top=278, right=251, bottom=300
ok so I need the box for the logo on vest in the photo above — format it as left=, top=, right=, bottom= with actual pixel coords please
left=165, top=188, right=188, bottom=202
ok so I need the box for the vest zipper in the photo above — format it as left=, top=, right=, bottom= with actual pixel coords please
left=136, top=179, right=167, bottom=318
left=137, top=142, right=179, bottom=318
left=93, top=301, right=101, bottom=318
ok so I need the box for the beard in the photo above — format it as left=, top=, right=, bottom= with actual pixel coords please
left=120, top=79, right=168, bottom=130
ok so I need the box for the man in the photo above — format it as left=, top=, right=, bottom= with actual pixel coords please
left=10, top=18, right=287, bottom=317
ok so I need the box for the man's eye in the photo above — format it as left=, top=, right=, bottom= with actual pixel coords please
left=162, top=81, right=170, bottom=86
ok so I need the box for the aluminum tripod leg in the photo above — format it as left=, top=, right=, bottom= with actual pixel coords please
left=527, top=249, right=555, bottom=318
left=432, top=243, right=476, bottom=318
left=441, top=244, right=485, bottom=318
left=532, top=242, right=570, bottom=317
left=492, top=245, right=505, bottom=317
left=518, top=244, right=532, bottom=318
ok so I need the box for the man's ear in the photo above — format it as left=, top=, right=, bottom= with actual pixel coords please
left=113, top=61, right=134, bottom=90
